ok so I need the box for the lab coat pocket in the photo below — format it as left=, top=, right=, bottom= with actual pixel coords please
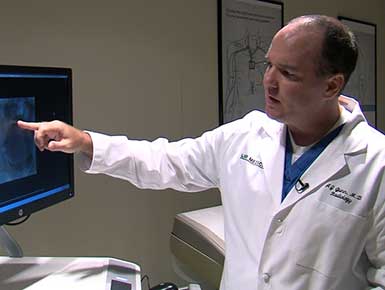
left=292, top=199, right=367, bottom=279
left=317, top=182, right=370, bottom=218
left=294, top=243, right=338, bottom=279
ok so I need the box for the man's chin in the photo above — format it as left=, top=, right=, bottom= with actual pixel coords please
left=265, top=109, right=284, bottom=123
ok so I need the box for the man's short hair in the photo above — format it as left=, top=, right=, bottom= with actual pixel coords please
left=289, top=15, right=358, bottom=87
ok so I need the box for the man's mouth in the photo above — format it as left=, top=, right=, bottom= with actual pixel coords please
left=265, top=94, right=279, bottom=105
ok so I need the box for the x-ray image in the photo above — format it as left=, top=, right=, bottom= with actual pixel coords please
left=0, top=97, right=36, bottom=184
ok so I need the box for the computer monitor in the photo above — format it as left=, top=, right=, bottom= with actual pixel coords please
left=0, top=65, right=74, bottom=226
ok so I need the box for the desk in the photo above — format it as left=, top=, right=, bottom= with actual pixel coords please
left=171, top=205, right=224, bottom=290
left=0, top=257, right=141, bottom=290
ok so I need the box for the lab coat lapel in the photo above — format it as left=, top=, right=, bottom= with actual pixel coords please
left=260, top=121, right=286, bottom=208
left=281, top=125, right=368, bottom=208
left=278, top=96, right=368, bottom=208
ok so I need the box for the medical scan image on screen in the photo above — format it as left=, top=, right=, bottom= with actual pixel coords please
left=0, top=97, right=36, bottom=185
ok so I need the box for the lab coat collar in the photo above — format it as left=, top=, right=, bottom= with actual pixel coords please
left=283, top=96, right=369, bottom=209
left=281, top=128, right=348, bottom=208
left=258, top=115, right=285, bottom=208
left=260, top=95, right=369, bottom=210
left=338, top=95, right=368, bottom=155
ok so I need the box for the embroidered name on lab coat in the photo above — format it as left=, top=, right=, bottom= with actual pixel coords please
left=240, top=154, right=264, bottom=169
left=325, top=183, right=362, bottom=204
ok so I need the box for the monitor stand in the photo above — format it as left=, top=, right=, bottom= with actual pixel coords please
left=0, top=226, right=23, bottom=257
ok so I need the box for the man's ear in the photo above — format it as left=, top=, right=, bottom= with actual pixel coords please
left=325, top=73, right=345, bottom=99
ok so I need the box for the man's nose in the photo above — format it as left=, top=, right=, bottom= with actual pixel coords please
left=263, top=65, right=277, bottom=85
left=263, top=66, right=279, bottom=94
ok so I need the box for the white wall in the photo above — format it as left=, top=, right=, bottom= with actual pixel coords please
left=1, top=0, right=220, bottom=286
left=1, top=0, right=384, bottom=287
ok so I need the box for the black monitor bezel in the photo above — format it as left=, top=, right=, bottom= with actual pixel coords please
left=0, top=65, right=74, bottom=226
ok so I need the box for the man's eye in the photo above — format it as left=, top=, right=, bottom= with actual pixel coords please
left=264, top=61, right=272, bottom=70
left=282, top=70, right=296, bottom=79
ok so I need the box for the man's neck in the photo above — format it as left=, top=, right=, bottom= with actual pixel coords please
left=288, top=106, right=342, bottom=146
left=289, top=126, right=330, bottom=146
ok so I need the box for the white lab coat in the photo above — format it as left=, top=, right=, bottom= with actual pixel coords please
left=83, top=96, right=385, bottom=290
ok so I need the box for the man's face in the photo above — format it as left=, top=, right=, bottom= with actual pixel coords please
left=263, top=23, right=329, bottom=128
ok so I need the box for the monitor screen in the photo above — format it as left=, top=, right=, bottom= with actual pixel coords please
left=0, top=65, right=74, bottom=225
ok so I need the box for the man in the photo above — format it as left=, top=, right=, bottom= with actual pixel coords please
left=18, top=15, right=385, bottom=290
